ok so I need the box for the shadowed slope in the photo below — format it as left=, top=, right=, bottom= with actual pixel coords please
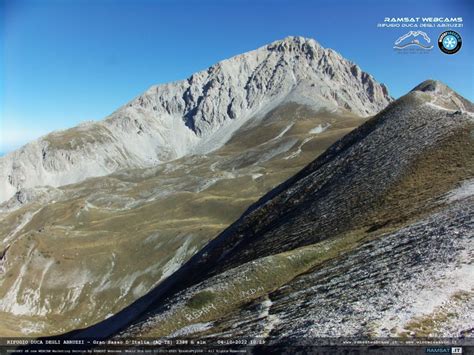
left=116, top=80, right=473, bottom=339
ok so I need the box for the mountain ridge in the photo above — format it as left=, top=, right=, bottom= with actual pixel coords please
left=114, top=80, right=473, bottom=340
left=0, top=36, right=391, bottom=203
left=31, top=79, right=472, bottom=340
left=197, top=79, right=473, bottom=275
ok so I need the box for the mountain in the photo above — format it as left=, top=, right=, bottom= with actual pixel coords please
left=1, top=103, right=368, bottom=337
left=0, top=37, right=393, bottom=337
left=111, top=80, right=473, bottom=343
left=0, top=36, right=391, bottom=203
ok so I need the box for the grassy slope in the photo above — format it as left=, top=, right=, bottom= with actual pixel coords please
left=0, top=104, right=364, bottom=336
left=128, top=107, right=474, bottom=337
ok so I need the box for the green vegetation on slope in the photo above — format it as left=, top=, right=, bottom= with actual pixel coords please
left=0, top=104, right=364, bottom=336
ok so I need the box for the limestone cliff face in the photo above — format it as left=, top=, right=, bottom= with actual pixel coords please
left=0, top=36, right=391, bottom=203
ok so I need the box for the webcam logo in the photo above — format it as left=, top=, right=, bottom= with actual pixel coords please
left=438, top=31, right=462, bottom=54
left=394, top=31, right=433, bottom=50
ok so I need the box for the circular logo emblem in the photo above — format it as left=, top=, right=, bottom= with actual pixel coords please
left=438, top=31, right=462, bottom=54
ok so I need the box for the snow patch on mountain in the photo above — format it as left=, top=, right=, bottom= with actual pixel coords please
left=445, top=179, right=474, bottom=202
left=309, top=123, right=331, bottom=134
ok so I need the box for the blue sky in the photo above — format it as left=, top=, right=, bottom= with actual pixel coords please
left=1, top=0, right=473, bottom=153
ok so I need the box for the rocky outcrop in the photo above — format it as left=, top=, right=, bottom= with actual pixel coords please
left=192, top=199, right=473, bottom=342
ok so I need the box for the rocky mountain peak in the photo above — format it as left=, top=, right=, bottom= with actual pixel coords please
left=411, top=79, right=452, bottom=94
left=410, top=79, right=473, bottom=112
left=266, top=36, right=321, bottom=53
left=0, top=37, right=393, bottom=203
